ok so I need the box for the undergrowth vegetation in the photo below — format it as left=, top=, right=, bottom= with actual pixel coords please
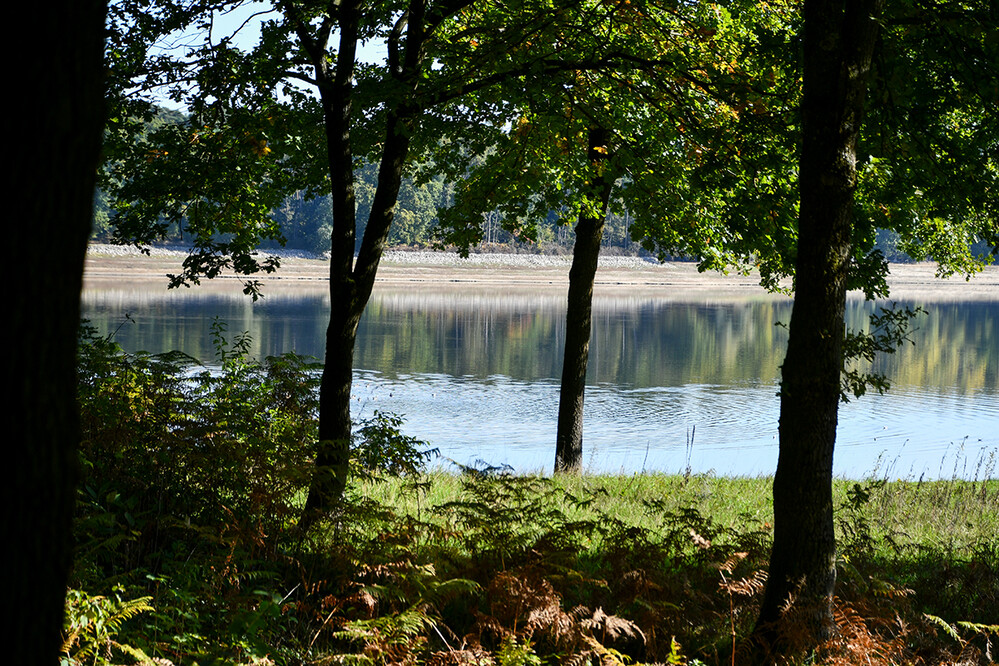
left=67, top=324, right=998, bottom=665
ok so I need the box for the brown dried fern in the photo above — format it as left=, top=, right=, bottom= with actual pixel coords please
left=717, top=554, right=767, bottom=666
left=426, top=647, right=495, bottom=665
left=470, top=569, right=649, bottom=664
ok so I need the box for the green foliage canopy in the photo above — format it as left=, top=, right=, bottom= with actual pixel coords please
left=424, top=0, right=804, bottom=289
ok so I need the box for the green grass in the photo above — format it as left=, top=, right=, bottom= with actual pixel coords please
left=355, top=470, right=999, bottom=558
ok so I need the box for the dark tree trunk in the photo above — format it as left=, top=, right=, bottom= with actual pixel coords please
left=754, top=0, right=883, bottom=655
left=10, top=0, right=106, bottom=662
left=301, top=5, right=362, bottom=520
left=309, top=304, right=361, bottom=515
left=306, top=107, right=416, bottom=518
left=555, top=127, right=615, bottom=473
left=302, top=4, right=424, bottom=520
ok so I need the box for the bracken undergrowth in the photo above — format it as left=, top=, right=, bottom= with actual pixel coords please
left=66, top=324, right=998, bottom=665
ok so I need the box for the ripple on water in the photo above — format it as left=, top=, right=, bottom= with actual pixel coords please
left=350, top=371, right=997, bottom=479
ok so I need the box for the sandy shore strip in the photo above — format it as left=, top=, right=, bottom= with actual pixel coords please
left=84, top=244, right=999, bottom=300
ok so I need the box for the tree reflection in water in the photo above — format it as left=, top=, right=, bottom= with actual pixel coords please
left=81, top=286, right=998, bottom=478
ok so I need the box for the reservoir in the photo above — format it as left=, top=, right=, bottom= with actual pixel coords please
left=80, top=259, right=998, bottom=479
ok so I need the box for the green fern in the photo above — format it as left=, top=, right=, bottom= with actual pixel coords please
left=956, top=620, right=999, bottom=662
left=496, top=636, right=543, bottom=666
left=924, top=613, right=999, bottom=660
left=955, top=621, right=999, bottom=636
left=61, top=586, right=154, bottom=665
left=332, top=605, right=433, bottom=665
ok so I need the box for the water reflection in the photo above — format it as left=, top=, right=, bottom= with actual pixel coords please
left=80, top=285, right=998, bottom=478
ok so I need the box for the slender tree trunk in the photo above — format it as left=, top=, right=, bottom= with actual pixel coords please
left=754, top=0, right=883, bottom=656
left=555, top=127, right=615, bottom=473
left=301, top=5, right=363, bottom=521
left=11, top=0, right=106, bottom=662
left=303, top=5, right=423, bottom=520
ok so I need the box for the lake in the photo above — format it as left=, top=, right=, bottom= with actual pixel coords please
left=80, top=278, right=999, bottom=480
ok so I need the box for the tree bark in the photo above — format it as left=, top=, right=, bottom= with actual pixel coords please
left=10, top=0, right=106, bottom=662
left=754, top=0, right=883, bottom=656
left=555, top=127, right=615, bottom=473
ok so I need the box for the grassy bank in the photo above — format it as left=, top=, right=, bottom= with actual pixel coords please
left=358, top=469, right=999, bottom=557
left=66, top=326, right=998, bottom=665
left=67, top=468, right=999, bottom=665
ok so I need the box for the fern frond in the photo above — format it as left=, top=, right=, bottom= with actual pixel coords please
left=868, top=577, right=914, bottom=599
left=956, top=621, right=999, bottom=636
left=923, top=613, right=963, bottom=644
left=427, top=647, right=495, bottom=665
left=718, top=569, right=767, bottom=598
left=580, top=634, right=630, bottom=665
left=114, top=641, right=156, bottom=663
left=60, top=630, right=81, bottom=661
left=956, top=620, right=999, bottom=662
left=717, top=551, right=748, bottom=575
left=424, top=577, right=482, bottom=604
left=582, top=607, right=644, bottom=643
left=561, top=651, right=593, bottom=666
left=62, top=589, right=154, bottom=665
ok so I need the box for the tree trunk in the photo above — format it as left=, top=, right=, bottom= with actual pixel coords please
left=754, top=0, right=883, bottom=656
left=305, top=106, right=417, bottom=518
left=300, top=5, right=363, bottom=522
left=303, top=6, right=423, bottom=520
left=555, top=127, right=615, bottom=473
left=11, top=0, right=106, bottom=662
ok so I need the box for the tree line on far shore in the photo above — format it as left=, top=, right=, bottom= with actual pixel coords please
left=92, top=110, right=994, bottom=264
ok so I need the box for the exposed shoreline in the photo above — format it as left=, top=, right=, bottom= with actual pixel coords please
left=84, top=243, right=999, bottom=301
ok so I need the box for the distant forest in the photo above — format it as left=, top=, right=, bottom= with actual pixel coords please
left=93, top=107, right=994, bottom=263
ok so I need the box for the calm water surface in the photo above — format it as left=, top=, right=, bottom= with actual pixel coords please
left=80, top=283, right=999, bottom=479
